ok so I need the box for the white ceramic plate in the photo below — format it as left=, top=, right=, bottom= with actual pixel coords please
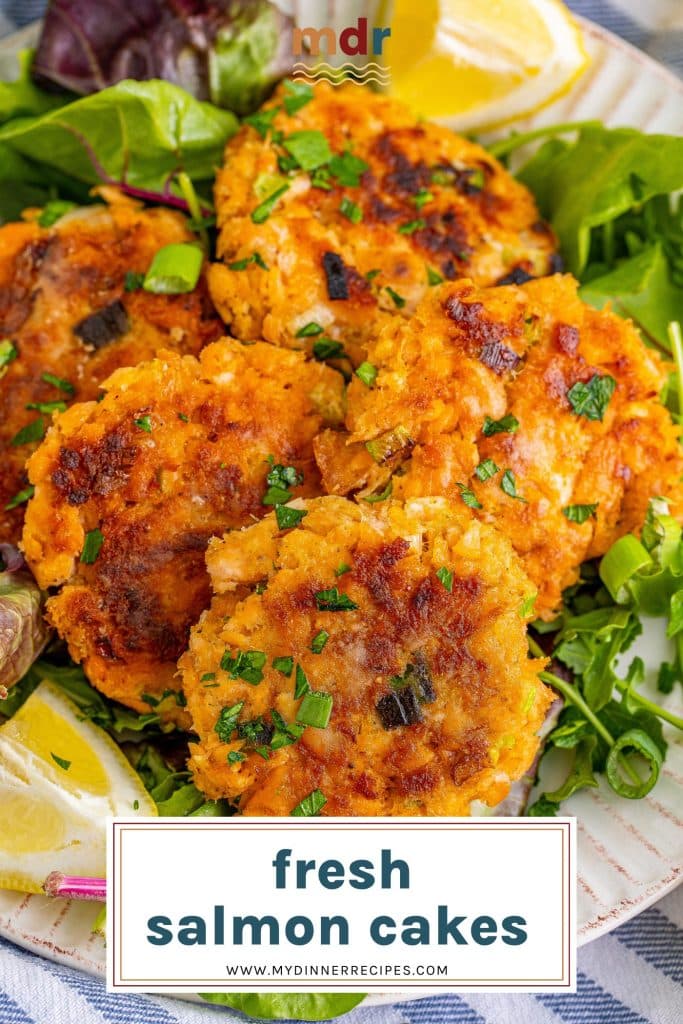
left=0, top=12, right=682, bottom=1006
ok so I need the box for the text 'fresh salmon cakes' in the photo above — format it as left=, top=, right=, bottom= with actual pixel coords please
left=0, top=190, right=221, bottom=542
left=314, top=275, right=683, bottom=618
left=209, top=80, right=557, bottom=365
left=180, top=495, right=552, bottom=816
left=22, top=341, right=344, bottom=725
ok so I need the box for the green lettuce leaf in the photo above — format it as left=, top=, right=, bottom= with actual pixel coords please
left=517, top=126, right=683, bottom=275
left=199, top=993, right=366, bottom=1019
left=0, top=79, right=237, bottom=198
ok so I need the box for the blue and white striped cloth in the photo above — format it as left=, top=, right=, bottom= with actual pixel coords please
left=0, top=883, right=681, bottom=1024
left=0, top=1, right=682, bottom=1021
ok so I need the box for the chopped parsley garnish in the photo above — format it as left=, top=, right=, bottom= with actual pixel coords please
left=339, top=197, right=363, bottom=223
left=244, top=107, right=279, bottom=138
left=334, top=562, right=351, bottom=577
left=273, top=656, right=294, bottom=676
left=474, top=458, right=499, bottom=482
left=426, top=265, right=444, bottom=286
left=456, top=483, right=483, bottom=509
left=124, top=271, right=145, bottom=291
left=41, top=371, right=74, bottom=394
left=4, top=485, right=34, bottom=511
left=385, top=286, right=406, bottom=308
left=252, top=184, right=289, bottom=224
left=500, top=469, right=527, bottom=502
left=220, top=649, right=267, bottom=685
left=313, top=338, right=346, bottom=361
left=0, top=340, right=17, bottom=369
left=227, top=750, right=246, bottom=764
left=291, top=788, right=327, bottom=816
left=11, top=417, right=45, bottom=446
left=134, top=415, right=152, bottom=433
left=296, top=322, right=324, bottom=338
left=80, top=528, right=104, bottom=564
left=25, top=400, right=67, bottom=414
left=310, top=166, right=332, bottom=190
left=38, top=199, right=76, bottom=227
left=563, top=502, right=599, bottom=523
left=365, top=268, right=381, bottom=282
left=201, top=672, right=216, bottom=682
left=177, top=412, right=189, bottom=422
left=297, top=690, right=333, bottom=729
left=315, top=588, right=358, bottom=612
left=482, top=414, right=519, bottom=436
left=413, top=189, right=434, bottom=209
left=276, top=504, right=308, bottom=530
left=215, top=701, right=244, bottom=742
left=329, top=151, right=368, bottom=187
left=283, top=79, right=314, bottom=115
left=50, top=753, right=71, bottom=771
left=362, top=479, right=393, bottom=504
left=262, top=460, right=303, bottom=505
left=283, top=130, right=332, bottom=170
left=270, top=709, right=304, bottom=751
left=398, top=218, right=426, bottom=235
left=311, top=629, right=329, bottom=653
left=355, top=361, right=377, bottom=387
left=227, top=251, right=269, bottom=271
left=436, top=566, right=454, bottom=592
left=294, top=663, right=310, bottom=699
left=567, top=373, right=616, bottom=421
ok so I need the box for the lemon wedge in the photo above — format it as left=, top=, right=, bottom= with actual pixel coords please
left=384, top=0, right=589, bottom=130
left=0, top=680, right=155, bottom=894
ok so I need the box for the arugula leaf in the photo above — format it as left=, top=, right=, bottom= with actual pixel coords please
left=580, top=243, right=682, bottom=349
left=516, top=125, right=683, bottom=275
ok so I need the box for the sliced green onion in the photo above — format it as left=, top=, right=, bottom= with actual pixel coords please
left=600, top=534, right=652, bottom=603
left=38, top=200, right=76, bottom=228
left=339, top=197, right=363, bottom=224
left=252, top=184, right=290, bottom=224
left=143, top=243, right=203, bottom=294
left=283, top=130, right=332, bottom=171
left=41, top=371, right=75, bottom=395
left=26, top=400, right=67, bottom=414
left=296, top=322, right=324, bottom=338
left=11, top=417, right=45, bottom=446
left=294, top=664, right=310, bottom=699
left=275, top=505, right=308, bottom=530
left=311, top=629, right=329, bottom=654
left=296, top=691, right=333, bottom=728
left=355, top=361, right=377, bottom=388
left=4, top=484, right=34, bottom=511
left=398, top=218, right=425, bottom=235
left=273, top=656, right=294, bottom=676
left=134, top=415, right=152, bottom=433
left=605, top=728, right=663, bottom=799
left=81, top=528, right=104, bottom=564
left=0, top=340, right=17, bottom=369
left=436, top=566, right=453, bottom=592
left=426, top=265, right=443, bottom=286
left=362, top=479, right=393, bottom=504
left=563, top=503, right=598, bottom=523
left=474, top=458, right=499, bottom=482
left=365, top=425, right=412, bottom=465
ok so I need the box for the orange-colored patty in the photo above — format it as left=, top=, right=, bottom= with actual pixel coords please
left=0, top=191, right=221, bottom=542
left=181, top=496, right=551, bottom=815
left=22, top=341, right=344, bottom=724
left=314, top=275, right=683, bottom=617
left=209, top=80, right=557, bottom=365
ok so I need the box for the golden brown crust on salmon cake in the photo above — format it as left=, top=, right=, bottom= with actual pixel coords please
left=0, top=191, right=221, bottom=542
left=209, top=80, right=557, bottom=365
left=22, top=341, right=344, bottom=724
left=180, top=496, right=551, bottom=815
left=314, top=275, right=683, bottom=618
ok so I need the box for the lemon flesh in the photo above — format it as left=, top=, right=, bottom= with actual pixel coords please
left=0, top=680, right=156, bottom=894
left=385, top=0, right=589, bottom=129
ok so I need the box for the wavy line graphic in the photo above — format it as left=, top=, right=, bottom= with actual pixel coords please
left=292, top=61, right=390, bottom=72
left=292, top=73, right=391, bottom=85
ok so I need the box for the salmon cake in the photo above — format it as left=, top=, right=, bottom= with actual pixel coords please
left=180, top=495, right=551, bottom=815
left=314, top=275, right=683, bottom=618
left=0, top=190, right=221, bottom=542
left=209, top=80, right=557, bottom=365
left=22, top=341, right=344, bottom=724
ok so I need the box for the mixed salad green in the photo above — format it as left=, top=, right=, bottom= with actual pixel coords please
left=0, top=23, right=682, bottom=1021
